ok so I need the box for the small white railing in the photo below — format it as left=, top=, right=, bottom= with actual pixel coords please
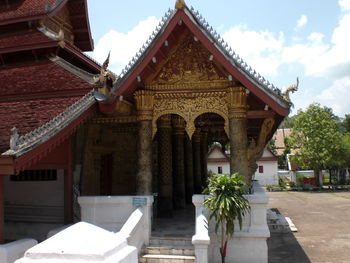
left=78, top=195, right=153, bottom=254
left=192, top=182, right=270, bottom=263
left=119, top=207, right=148, bottom=253
left=192, top=195, right=210, bottom=263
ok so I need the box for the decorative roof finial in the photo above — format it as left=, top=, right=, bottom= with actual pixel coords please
left=282, top=77, right=299, bottom=103
left=175, top=0, right=186, bottom=10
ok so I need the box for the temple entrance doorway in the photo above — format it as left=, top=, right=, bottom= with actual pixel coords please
left=152, top=112, right=227, bottom=237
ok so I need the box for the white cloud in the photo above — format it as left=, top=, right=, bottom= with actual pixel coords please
left=339, top=0, right=350, bottom=12
left=223, top=25, right=285, bottom=76
left=315, top=77, right=350, bottom=116
left=296, top=15, right=308, bottom=29
left=92, top=16, right=159, bottom=73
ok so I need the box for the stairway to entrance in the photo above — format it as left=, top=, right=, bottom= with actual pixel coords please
left=140, top=205, right=196, bottom=262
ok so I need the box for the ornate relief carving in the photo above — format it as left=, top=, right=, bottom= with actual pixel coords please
left=134, top=90, right=154, bottom=121
left=146, top=32, right=231, bottom=91
left=41, top=6, right=74, bottom=44
left=152, top=93, right=229, bottom=138
left=227, top=86, right=249, bottom=118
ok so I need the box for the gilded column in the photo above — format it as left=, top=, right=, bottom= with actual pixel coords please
left=134, top=90, right=154, bottom=195
left=227, top=86, right=249, bottom=180
left=200, top=131, right=208, bottom=188
left=192, top=128, right=202, bottom=193
left=172, top=116, right=186, bottom=209
left=184, top=134, right=194, bottom=204
left=157, top=115, right=173, bottom=217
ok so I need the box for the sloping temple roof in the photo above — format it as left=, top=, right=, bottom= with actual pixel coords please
left=110, top=2, right=290, bottom=116
left=0, top=0, right=292, bottom=174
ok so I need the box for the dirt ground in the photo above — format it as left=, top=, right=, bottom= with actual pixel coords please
left=267, top=191, right=350, bottom=263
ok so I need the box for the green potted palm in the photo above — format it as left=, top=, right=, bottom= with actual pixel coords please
left=204, top=173, right=250, bottom=263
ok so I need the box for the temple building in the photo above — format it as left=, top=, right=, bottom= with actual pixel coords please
left=0, top=0, right=293, bottom=257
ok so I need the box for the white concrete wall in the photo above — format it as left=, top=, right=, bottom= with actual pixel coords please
left=193, top=182, right=270, bottom=263
left=4, top=170, right=64, bottom=241
left=254, top=160, right=278, bottom=185
left=0, top=239, right=37, bottom=263
left=78, top=196, right=153, bottom=233
left=207, top=162, right=230, bottom=175
left=15, top=222, right=137, bottom=263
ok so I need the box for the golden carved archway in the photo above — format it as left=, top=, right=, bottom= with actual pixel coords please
left=152, top=92, right=229, bottom=138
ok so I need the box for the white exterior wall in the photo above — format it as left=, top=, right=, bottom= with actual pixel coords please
left=4, top=169, right=64, bottom=241
left=207, top=162, right=230, bottom=175
left=254, top=160, right=278, bottom=185
left=207, top=146, right=230, bottom=175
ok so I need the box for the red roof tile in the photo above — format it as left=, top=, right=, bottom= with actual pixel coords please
left=0, top=96, right=82, bottom=152
left=0, top=0, right=57, bottom=24
left=0, top=60, right=93, bottom=97
left=0, top=30, right=53, bottom=50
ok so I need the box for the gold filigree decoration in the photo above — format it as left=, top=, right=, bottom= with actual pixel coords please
left=146, top=32, right=231, bottom=91
left=227, top=86, right=249, bottom=118
left=152, top=93, right=229, bottom=138
left=134, top=90, right=155, bottom=121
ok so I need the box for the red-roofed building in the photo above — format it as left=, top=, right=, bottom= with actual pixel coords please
left=0, top=0, right=100, bottom=243
left=0, top=1, right=292, bottom=255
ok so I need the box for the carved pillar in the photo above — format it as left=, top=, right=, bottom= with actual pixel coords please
left=247, top=118, right=275, bottom=181
left=200, top=131, right=208, bottom=188
left=227, top=87, right=249, bottom=180
left=172, top=116, right=186, bottom=209
left=184, top=135, right=194, bottom=204
left=192, top=128, right=202, bottom=193
left=134, top=90, right=154, bottom=195
left=157, top=115, right=173, bottom=217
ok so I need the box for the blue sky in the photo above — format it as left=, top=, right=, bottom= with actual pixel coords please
left=87, top=0, right=350, bottom=117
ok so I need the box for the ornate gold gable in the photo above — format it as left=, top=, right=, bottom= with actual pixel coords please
left=142, top=32, right=233, bottom=137
left=146, top=32, right=231, bottom=91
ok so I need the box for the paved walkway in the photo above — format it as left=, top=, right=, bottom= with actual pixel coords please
left=267, top=191, right=350, bottom=263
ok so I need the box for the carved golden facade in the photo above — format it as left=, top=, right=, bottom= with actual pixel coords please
left=226, top=86, right=249, bottom=119
left=134, top=90, right=155, bottom=121
left=104, top=32, right=252, bottom=139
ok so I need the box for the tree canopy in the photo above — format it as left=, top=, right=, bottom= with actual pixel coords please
left=289, top=104, right=344, bottom=186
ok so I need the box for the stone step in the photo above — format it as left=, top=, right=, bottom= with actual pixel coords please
left=149, top=236, right=193, bottom=247
left=144, top=245, right=195, bottom=256
left=139, top=254, right=196, bottom=263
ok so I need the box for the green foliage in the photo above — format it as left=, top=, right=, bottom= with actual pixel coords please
left=278, top=136, right=292, bottom=169
left=204, top=173, right=250, bottom=262
left=341, top=114, right=350, bottom=133
left=280, top=115, right=296, bottom=128
left=267, top=138, right=277, bottom=155
left=290, top=104, right=343, bottom=173
left=342, top=133, right=350, bottom=168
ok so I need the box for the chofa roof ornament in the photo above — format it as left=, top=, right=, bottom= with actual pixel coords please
left=282, top=77, right=299, bottom=103
left=93, top=52, right=118, bottom=102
